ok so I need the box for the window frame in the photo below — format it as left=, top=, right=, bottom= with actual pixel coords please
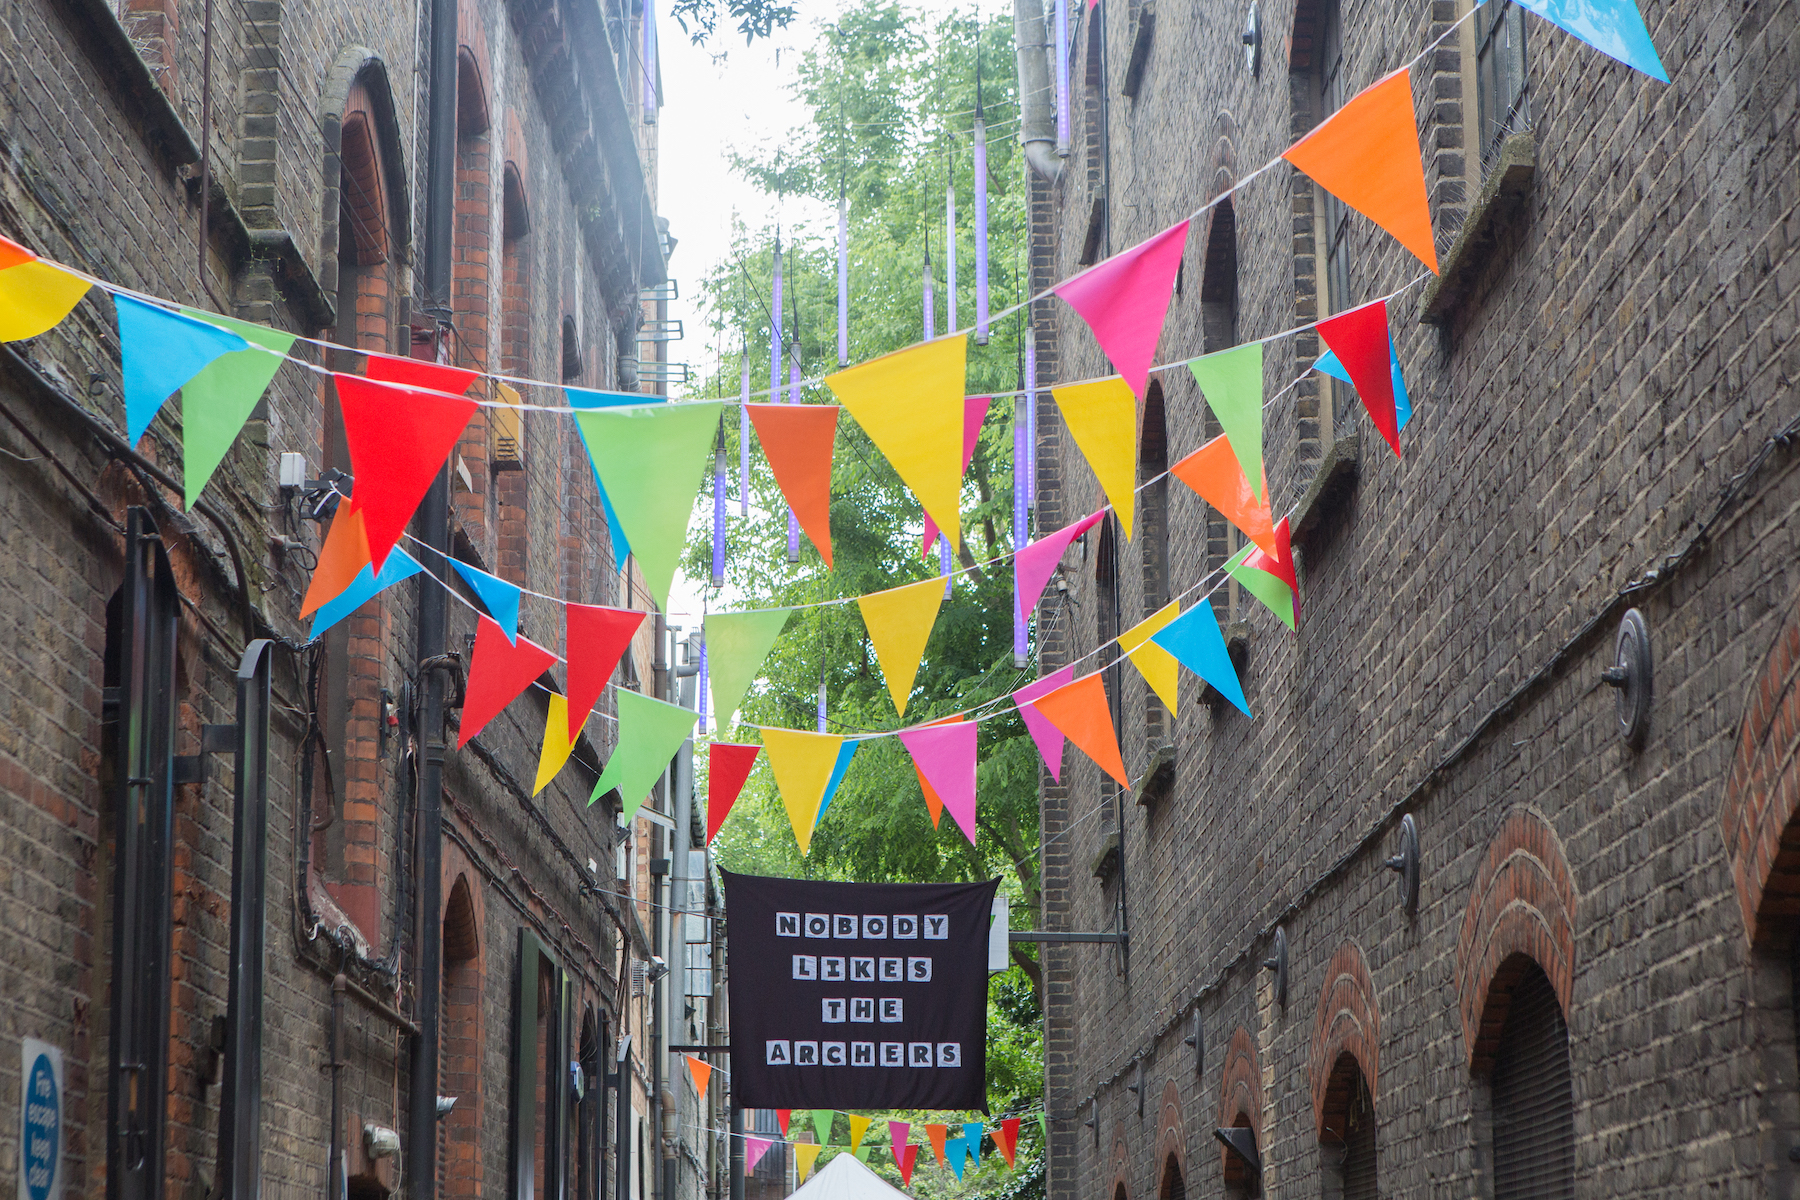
left=1473, top=0, right=1530, bottom=176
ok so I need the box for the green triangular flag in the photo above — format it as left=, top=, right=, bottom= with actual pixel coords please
left=854, top=1147, right=870, bottom=1163
left=811, top=1110, right=836, bottom=1145
left=1187, top=342, right=1264, bottom=502
left=1038, top=1113, right=1048, bottom=1147
left=178, top=309, right=298, bottom=508
left=588, top=689, right=700, bottom=817
left=704, top=608, right=793, bottom=730
left=572, top=401, right=725, bottom=611
left=1223, top=543, right=1295, bottom=630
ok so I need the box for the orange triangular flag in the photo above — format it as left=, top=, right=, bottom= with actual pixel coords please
left=1169, top=434, right=1276, bottom=555
left=685, top=1055, right=712, bottom=1096
left=1282, top=69, right=1438, bottom=273
left=748, top=404, right=839, bottom=568
left=1031, top=673, right=1129, bottom=786
left=301, top=506, right=371, bottom=617
left=926, top=1124, right=949, bottom=1166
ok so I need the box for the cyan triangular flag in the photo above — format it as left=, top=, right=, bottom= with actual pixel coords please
left=815, top=738, right=860, bottom=824
left=1314, top=338, right=1412, bottom=430
left=309, top=547, right=423, bottom=639
left=945, top=1137, right=967, bottom=1181
left=116, top=295, right=249, bottom=445
left=965, top=1123, right=983, bottom=1167
left=1151, top=598, right=1252, bottom=718
left=452, top=559, right=522, bottom=643
left=567, top=387, right=667, bottom=570
left=1514, top=0, right=1666, bottom=80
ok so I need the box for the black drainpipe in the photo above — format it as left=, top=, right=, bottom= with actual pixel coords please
left=407, top=0, right=458, bottom=1189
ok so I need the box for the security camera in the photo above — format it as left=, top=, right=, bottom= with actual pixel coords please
left=647, top=956, right=670, bottom=984
left=436, top=1096, right=458, bottom=1119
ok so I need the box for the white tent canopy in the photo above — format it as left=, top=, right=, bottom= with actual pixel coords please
left=785, top=1149, right=911, bottom=1200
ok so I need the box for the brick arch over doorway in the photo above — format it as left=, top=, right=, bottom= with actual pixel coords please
left=1217, top=1026, right=1262, bottom=1181
left=440, top=844, right=485, bottom=1200
left=1155, top=1079, right=1186, bottom=1200
left=1722, top=598, right=1800, bottom=943
left=1455, top=807, right=1577, bottom=1071
left=1308, top=940, right=1378, bottom=1137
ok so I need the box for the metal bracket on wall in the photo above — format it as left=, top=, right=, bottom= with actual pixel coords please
left=1263, top=926, right=1288, bottom=1007
left=1385, top=813, right=1421, bottom=916
left=173, top=722, right=237, bottom=786
left=1602, top=607, right=1653, bottom=749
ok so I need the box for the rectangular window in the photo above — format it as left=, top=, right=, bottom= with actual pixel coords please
left=1474, top=0, right=1529, bottom=174
left=1316, top=0, right=1355, bottom=436
left=512, top=929, right=571, bottom=1200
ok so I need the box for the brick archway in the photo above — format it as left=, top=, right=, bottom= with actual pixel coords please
left=1217, top=1026, right=1263, bottom=1182
left=1155, top=1078, right=1186, bottom=1194
left=1308, top=941, right=1378, bottom=1137
left=1455, top=807, right=1577, bottom=1071
left=1722, top=600, right=1800, bottom=943
left=440, top=844, right=485, bottom=1200
left=1108, top=1125, right=1131, bottom=1200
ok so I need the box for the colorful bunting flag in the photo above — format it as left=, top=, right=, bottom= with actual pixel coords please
left=572, top=401, right=724, bottom=611
left=1314, top=341, right=1411, bottom=431
left=1283, top=70, right=1439, bottom=273
left=824, top=335, right=968, bottom=551
left=761, top=728, right=845, bottom=854
left=1514, top=0, right=1667, bottom=79
left=458, top=617, right=558, bottom=747
left=1050, top=379, right=1139, bottom=537
left=1224, top=519, right=1300, bottom=631
left=1053, top=221, right=1190, bottom=399
left=0, top=253, right=90, bottom=342
left=533, top=693, right=579, bottom=795
left=1169, top=434, right=1276, bottom=553
left=1118, top=601, right=1182, bottom=714
left=857, top=576, right=945, bottom=717
left=308, top=545, right=423, bottom=639
left=115, top=295, right=249, bottom=446
left=705, top=608, right=793, bottom=731
left=847, top=1115, right=873, bottom=1150
left=748, top=403, right=840, bottom=568
left=1187, top=342, right=1265, bottom=502
left=854, top=1147, right=870, bottom=1163
left=334, top=373, right=478, bottom=569
left=897, top=1143, right=919, bottom=1184
left=1038, top=1113, right=1049, bottom=1149
left=922, top=396, right=992, bottom=553
left=998, top=1118, right=1021, bottom=1168
left=1314, top=300, right=1404, bottom=454
left=1013, top=665, right=1076, bottom=781
left=567, top=387, right=669, bottom=568
left=744, top=1138, right=774, bottom=1174
left=898, top=721, right=979, bottom=845
left=589, top=690, right=700, bottom=817
left=815, top=738, right=860, bottom=825
left=888, top=1121, right=912, bottom=1169
left=0, top=237, right=31, bottom=272
left=795, top=1143, right=822, bottom=1182
left=566, top=604, right=647, bottom=737
left=452, top=559, right=522, bottom=643
left=301, top=506, right=372, bottom=618
left=362, top=351, right=479, bottom=397
left=177, top=309, right=297, bottom=508
left=945, top=1136, right=968, bottom=1180
left=706, top=743, right=761, bottom=843
left=1015, top=512, right=1106, bottom=624
left=925, top=1124, right=949, bottom=1166
left=1031, top=672, right=1129, bottom=786
left=1151, top=598, right=1252, bottom=717
left=811, top=1111, right=836, bottom=1145
left=685, top=1055, right=712, bottom=1096
left=777, top=1110, right=793, bottom=1136
left=915, top=760, right=946, bottom=828
left=965, top=1122, right=984, bottom=1167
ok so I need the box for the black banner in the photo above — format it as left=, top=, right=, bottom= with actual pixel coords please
left=723, top=872, right=999, bottom=1111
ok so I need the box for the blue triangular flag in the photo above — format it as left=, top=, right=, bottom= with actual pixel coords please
left=451, top=559, right=522, bottom=643
left=309, top=547, right=424, bottom=639
left=116, top=295, right=249, bottom=445
left=567, top=387, right=668, bottom=571
left=1151, top=598, right=1252, bottom=717
left=815, top=738, right=861, bottom=824
left=965, top=1123, right=983, bottom=1167
left=1313, top=339, right=1412, bottom=430
left=945, top=1137, right=967, bottom=1181
left=1513, top=0, right=1666, bottom=80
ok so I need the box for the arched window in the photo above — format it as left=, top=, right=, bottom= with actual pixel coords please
left=1312, top=0, right=1353, bottom=440
left=440, top=876, right=481, bottom=1200
left=1158, top=1154, right=1186, bottom=1200
left=1221, top=1113, right=1259, bottom=1197
left=562, top=315, right=585, bottom=382
left=1320, top=1053, right=1377, bottom=1200
left=453, top=44, right=495, bottom=548
left=1078, top=13, right=1107, bottom=264
left=495, top=162, right=531, bottom=583
left=1485, top=960, right=1574, bottom=1198
left=1199, top=200, right=1242, bottom=619
left=1139, top=382, right=1169, bottom=746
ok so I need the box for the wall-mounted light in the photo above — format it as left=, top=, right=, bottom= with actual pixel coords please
left=1602, top=607, right=1652, bottom=749
left=1262, top=927, right=1287, bottom=1008
left=1241, top=3, right=1261, bottom=75
left=1385, top=813, right=1420, bottom=916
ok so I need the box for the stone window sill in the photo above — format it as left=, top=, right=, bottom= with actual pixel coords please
left=1292, top=432, right=1361, bottom=544
left=1203, top=621, right=1251, bottom=709
left=1418, top=131, right=1536, bottom=326
left=1132, top=743, right=1175, bottom=807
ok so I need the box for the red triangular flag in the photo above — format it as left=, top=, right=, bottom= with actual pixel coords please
left=334, top=374, right=478, bottom=569
left=685, top=1055, right=712, bottom=1096
left=363, top=350, right=480, bottom=398
left=998, top=1119, right=1020, bottom=1168
left=1316, top=299, right=1400, bottom=456
left=300, top=505, right=371, bottom=617
left=707, top=743, right=761, bottom=844
left=1244, top=516, right=1299, bottom=621
left=776, top=1110, right=792, bottom=1136
left=458, top=616, right=557, bottom=747
left=897, top=1144, right=919, bottom=1185
left=747, top=404, right=839, bottom=569
left=565, top=603, right=646, bottom=738
left=1030, top=673, right=1129, bottom=786
left=922, top=396, right=991, bottom=554
left=1052, top=221, right=1189, bottom=399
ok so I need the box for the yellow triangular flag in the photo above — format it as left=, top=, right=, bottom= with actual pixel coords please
left=533, top=693, right=579, bottom=795
left=1118, top=601, right=1181, bottom=715
left=857, top=576, right=945, bottom=717
left=761, top=728, right=846, bottom=854
left=795, top=1142, right=823, bottom=1182
left=825, top=336, right=968, bottom=551
left=847, top=1114, right=873, bottom=1150
left=1051, top=377, right=1138, bottom=538
left=0, top=260, right=91, bottom=341
left=685, top=1055, right=713, bottom=1096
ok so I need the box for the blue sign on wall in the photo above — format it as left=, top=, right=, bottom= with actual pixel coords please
left=18, top=1039, right=61, bottom=1200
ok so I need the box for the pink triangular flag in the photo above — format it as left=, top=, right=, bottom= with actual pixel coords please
left=744, top=1138, right=773, bottom=1174
left=1316, top=299, right=1400, bottom=456
left=922, top=396, right=993, bottom=555
left=1012, top=665, right=1076, bottom=781
left=1053, top=221, right=1189, bottom=399
left=1015, top=511, right=1105, bottom=623
left=889, top=1121, right=912, bottom=1168
left=898, top=721, right=979, bottom=844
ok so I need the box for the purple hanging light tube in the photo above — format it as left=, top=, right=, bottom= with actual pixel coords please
left=738, top=348, right=750, bottom=518
left=769, top=236, right=784, bottom=402
left=787, top=349, right=802, bottom=563
left=837, top=191, right=850, bottom=366
left=1024, top=330, right=1038, bottom=513
left=945, top=178, right=957, bottom=334
left=923, top=239, right=935, bottom=340
left=973, top=112, right=990, bottom=344
left=698, top=630, right=709, bottom=731
left=712, top=421, right=727, bottom=587
left=641, top=0, right=657, bottom=117
left=1055, top=0, right=1071, bottom=153
left=1013, top=389, right=1028, bottom=666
